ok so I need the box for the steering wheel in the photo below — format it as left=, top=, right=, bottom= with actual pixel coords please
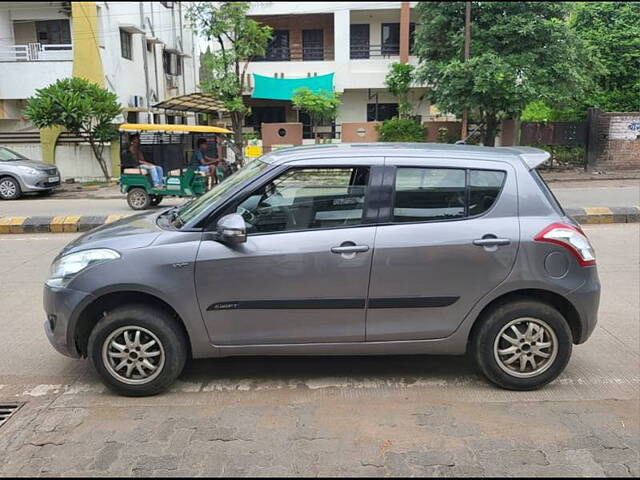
left=237, top=206, right=257, bottom=225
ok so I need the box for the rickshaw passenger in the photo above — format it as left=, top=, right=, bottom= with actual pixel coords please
left=130, top=134, right=164, bottom=189
left=191, top=138, right=219, bottom=178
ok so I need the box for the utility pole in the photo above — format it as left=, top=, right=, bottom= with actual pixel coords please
left=460, top=1, right=471, bottom=141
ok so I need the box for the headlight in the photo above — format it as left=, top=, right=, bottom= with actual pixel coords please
left=21, top=167, right=40, bottom=175
left=46, top=249, right=120, bottom=288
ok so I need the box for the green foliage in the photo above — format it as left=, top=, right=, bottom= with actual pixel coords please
left=570, top=2, right=640, bottom=112
left=384, top=62, right=415, bottom=118
left=291, top=88, right=341, bottom=143
left=188, top=2, right=273, bottom=161
left=527, top=145, right=586, bottom=169
left=24, top=77, right=120, bottom=181
left=377, top=118, right=426, bottom=142
left=414, top=2, right=594, bottom=145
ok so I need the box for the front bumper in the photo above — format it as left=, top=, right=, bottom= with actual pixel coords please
left=21, top=170, right=61, bottom=192
left=43, top=283, right=95, bottom=358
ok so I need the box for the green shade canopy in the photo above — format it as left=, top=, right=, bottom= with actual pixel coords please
left=251, top=73, right=334, bottom=101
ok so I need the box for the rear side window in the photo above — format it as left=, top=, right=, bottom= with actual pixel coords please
left=393, top=167, right=506, bottom=223
left=530, top=169, right=565, bottom=216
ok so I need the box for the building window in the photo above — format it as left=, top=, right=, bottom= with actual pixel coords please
left=163, top=51, right=182, bottom=75
left=120, top=29, right=133, bottom=60
left=350, top=24, right=370, bottom=59
left=261, top=30, right=290, bottom=61
left=35, top=20, right=71, bottom=45
left=176, top=55, right=182, bottom=76
left=166, top=115, right=175, bottom=124
left=381, top=23, right=400, bottom=56
left=302, top=29, right=324, bottom=61
left=126, top=111, right=138, bottom=124
left=367, top=103, right=398, bottom=122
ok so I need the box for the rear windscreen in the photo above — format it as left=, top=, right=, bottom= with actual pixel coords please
left=530, top=169, right=565, bottom=216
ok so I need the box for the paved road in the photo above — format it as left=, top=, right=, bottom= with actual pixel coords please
left=0, top=179, right=638, bottom=217
left=0, top=224, right=638, bottom=476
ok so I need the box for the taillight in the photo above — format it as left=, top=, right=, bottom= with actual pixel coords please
left=535, top=223, right=596, bottom=266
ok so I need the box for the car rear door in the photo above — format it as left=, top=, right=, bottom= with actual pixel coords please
left=195, top=158, right=384, bottom=345
left=366, top=156, right=519, bottom=341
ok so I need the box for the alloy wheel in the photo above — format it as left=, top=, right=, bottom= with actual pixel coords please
left=493, top=317, right=558, bottom=378
left=102, top=326, right=165, bottom=385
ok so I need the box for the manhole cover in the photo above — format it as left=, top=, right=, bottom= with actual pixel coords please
left=0, top=403, right=23, bottom=428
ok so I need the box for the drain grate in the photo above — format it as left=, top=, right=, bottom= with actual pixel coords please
left=0, top=403, right=23, bottom=428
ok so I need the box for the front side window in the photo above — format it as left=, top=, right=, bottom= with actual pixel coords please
left=231, top=167, right=370, bottom=234
left=393, top=167, right=506, bottom=223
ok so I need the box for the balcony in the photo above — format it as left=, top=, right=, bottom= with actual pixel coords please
left=254, top=45, right=335, bottom=63
left=0, top=43, right=73, bottom=62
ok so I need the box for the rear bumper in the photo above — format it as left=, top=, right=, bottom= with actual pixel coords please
left=566, top=268, right=601, bottom=344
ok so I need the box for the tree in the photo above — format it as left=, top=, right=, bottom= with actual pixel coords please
left=570, top=2, right=640, bottom=112
left=188, top=2, right=272, bottom=163
left=384, top=62, right=415, bottom=118
left=24, top=77, right=120, bottom=182
left=414, top=2, right=593, bottom=146
left=291, top=88, right=341, bottom=144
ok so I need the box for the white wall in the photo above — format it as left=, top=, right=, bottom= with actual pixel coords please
left=0, top=61, right=73, bottom=99
left=337, top=87, right=430, bottom=124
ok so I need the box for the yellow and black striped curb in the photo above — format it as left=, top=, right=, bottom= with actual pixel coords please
left=0, top=207, right=638, bottom=234
left=0, top=215, right=132, bottom=234
left=565, top=207, right=640, bottom=224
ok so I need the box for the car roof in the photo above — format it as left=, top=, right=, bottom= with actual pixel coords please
left=259, top=143, right=549, bottom=169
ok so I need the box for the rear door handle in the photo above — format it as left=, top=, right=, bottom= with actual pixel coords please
left=331, top=245, right=370, bottom=254
left=473, top=237, right=511, bottom=247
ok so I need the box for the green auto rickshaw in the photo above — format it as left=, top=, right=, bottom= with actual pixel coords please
left=118, top=123, right=233, bottom=210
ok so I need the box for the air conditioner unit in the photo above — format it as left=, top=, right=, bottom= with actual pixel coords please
left=129, top=95, right=145, bottom=108
left=166, top=75, right=179, bottom=90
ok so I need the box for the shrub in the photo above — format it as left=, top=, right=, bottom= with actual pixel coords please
left=377, top=118, right=426, bottom=142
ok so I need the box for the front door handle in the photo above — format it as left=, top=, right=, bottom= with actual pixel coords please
left=331, top=245, right=370, bottom=254
left=473, top=237, right=511, bottom=247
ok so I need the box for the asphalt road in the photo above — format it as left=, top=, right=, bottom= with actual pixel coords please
left=0, top=179, right=638, bottom=217
left=0, top=224, right=638, bottom=476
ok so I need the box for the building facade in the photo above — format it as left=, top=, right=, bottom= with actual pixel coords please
left=241, top=1, right=447, bottom=141
left=0, top=1, right=200, bottom=179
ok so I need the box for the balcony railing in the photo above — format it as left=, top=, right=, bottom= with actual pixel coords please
left=254, top=45, right=335, bottom=62
left=0, top=43, right=73, bottom=62
left=350, top=44, right=407, bottom=59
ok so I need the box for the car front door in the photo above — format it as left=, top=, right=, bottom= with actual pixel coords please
left=366, top=157, right=519, bottom=341
left=195, top=159, right=382, bottom=345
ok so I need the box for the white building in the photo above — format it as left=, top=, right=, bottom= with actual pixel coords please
left=0, top=1, right=201, bottom=179
left=240, top=1, right=446, bottom=142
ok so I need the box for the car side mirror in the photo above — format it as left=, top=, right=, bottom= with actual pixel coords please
left=216, top=213, right=247, bottom=244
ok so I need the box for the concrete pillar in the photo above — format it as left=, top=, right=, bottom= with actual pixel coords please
left=0, top=9, right=13, bottom=48
left=399, top=2, right=410, bottom=63
left=333, top=8, right=350, bottom=93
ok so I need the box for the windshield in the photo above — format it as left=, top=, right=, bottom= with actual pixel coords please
left=176, top=159, right=270, bottom=225
left=0, top=147, right=27, bottom=161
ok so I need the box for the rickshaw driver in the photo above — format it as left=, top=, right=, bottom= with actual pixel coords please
left=191, top=138, right=219, bottom=176
left=130, top=134, right=165, bottom=189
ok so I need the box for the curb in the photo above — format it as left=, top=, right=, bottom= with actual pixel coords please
left=0, top=207, right=638, bottom=234
left=0, top=215, right=131, bottom=234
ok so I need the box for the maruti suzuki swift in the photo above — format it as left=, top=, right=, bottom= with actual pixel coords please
left=44, top=144, right=600, bottom=396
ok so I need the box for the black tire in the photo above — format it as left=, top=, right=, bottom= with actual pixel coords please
left=150, top=195, right=163, bottom=206
left=0, top=176, right=21, bottom=200
left=88, top=304, right=188, bottom=396
left=472, top=300, right=573, bottom=390
left=127, top=187, right=151, bottom=210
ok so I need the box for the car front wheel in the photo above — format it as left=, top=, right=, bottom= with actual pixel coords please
left=0, top=177, right=21, bottom=200
left=88, top=305, right=188, bottom=396
left=472, top=300, right=572, bottom=390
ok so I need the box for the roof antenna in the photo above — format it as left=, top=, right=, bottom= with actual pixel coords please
left=456, top=122, right=484, bottom=145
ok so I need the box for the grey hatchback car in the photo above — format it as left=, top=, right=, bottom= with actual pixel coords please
left=44, top=144, right=600, bottom=396
left=0, top=147, right=61, bottom=199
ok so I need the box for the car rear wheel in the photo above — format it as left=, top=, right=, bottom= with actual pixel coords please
left=88, top=305, right=188, bottom=396
left=472, top=300, right=572, bottom=390
left=127, top=188, right=151, bottom=210
left=0, top=177, right=21, bottom=200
